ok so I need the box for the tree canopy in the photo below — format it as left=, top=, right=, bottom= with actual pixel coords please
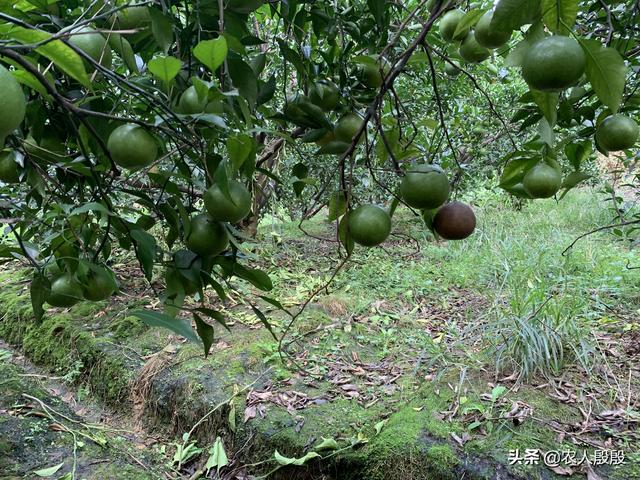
left=0, top=0, right=637, bottom=353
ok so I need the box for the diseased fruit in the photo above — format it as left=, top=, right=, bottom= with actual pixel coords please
left=433, top=201, right=476, bottom=240
left=107, top=123, right=158, bottom=169
left=69, top=26, right=113, bottom=68
left=309, top=80, right=341, bottom=111
left=0, top=64, right=26, bottom=141
left=204, top=180, right=251, bottom=223
left=596, top=114, right=639, bottom=152
left=459, top=31, right=491, bottom=64
left=186, top=213, right=229, bottom=257
left=445, top=61, right=461, bottom=77
left=82, top=266, right=117, bottom=301
left=440, top=9, right=467, bottom=42
left=348, top=204, right=391, bottom=247
left=522, top=36, right=585, bottom=92
left=400, top=164, right=450, bottom=209
left=474, top=11, right=511, bottom=49
left=178, top=86, right=207, bottom=114
left=335, top=113, right=364, bottom=143
left=523, top=163, right=562, bottom=198
left=47, top=274, right=84, bottom=307
left=0, top=150, right=20, bottom=183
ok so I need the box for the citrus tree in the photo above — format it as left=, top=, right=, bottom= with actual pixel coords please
left=0, top=0, right=637, bottom=354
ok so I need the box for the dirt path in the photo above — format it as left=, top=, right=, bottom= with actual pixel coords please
left=0, top=341, right=170, bottom=480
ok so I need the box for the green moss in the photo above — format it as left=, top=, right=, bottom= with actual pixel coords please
left=426, top=444, right=459, bottom=477
left=110, top=315, right=148, bottom=339
left=88, top=463, right=155, bottom=480
left=0, top=289, right=133, bottom=405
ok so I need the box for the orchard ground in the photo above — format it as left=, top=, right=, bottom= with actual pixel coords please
left=1, top=186, right=639, bottom=480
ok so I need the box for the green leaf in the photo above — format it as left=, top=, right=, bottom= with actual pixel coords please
left=491, top=385, right=507, bottom=402
left=314, top=437, right=339, bottom=451
left=11, top=68, right=50, bottom=98
left=149, top=8, right=173, bottom=53
left=0, top=24, right=90, bottom=88
left=251, top=304, right=278, bottom=341
left=226, top=0, right=263, bottom=14
left=193, top=307, right=230, bottom=331
left=561, top=170, right=591, bottom=189
left=292, top=162, right=308, bottom=179
left=148, top=55, right=181, bottom=84
left=205, top=437, right=229, bottom=474
left=227, top=134, right=254, bottom=173
left=541, top=0, right=579, bottom=34
left=491, top=0, right=541, bottom=32
left=69, top=202, right=111, bottom=216
left=107, top=33, right=137, bottom=72
left=338, top=215, right=354, bottom=255
left=227, top=57, right=258, bottom=108
left=499, top=156, right=539, bottom=188
left=367, top=0, right=387, bottom=29
left=374, top=419, right=388, bottom=435
left=31, top=273, right=50, bottom=323
left=274, top=450, right=321, bottom=466
left=193, top=37, right=228, bottom=72
left=581, top=39, right=627, bottom=114
left=233, top=264, right=273, bottom=291
left=530, top=90, right=558, bottom=126
left=538, top=117, right=554, bottom=146
left=33, top=462, right=64, bottom=477
left=130, top=229, right=157, bottom=282
left=564, top=141, right=592, bottom=170
left=131, top=309, right=199, bottom=342
left=259, top=295, right=286, bottom=311
left=453, top=9, right=487, bottom=39
left=328, top=191, right=348, bottom=222
left=193, top=313, right=214, bottom=357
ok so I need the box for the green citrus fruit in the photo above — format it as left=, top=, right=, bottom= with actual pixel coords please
left=309, top=80, right=341, bottom=111
left=595, top=114, right=639, bottom=152
left=348, top=204, right=391, bottom=247
left=440, top=9, right=467, bottom=42
left=315, top=130, right=335, bottom=147
left=115, top=4, right=150, bottom=29
left=433, top=201, right=476, bottom=240
left=474, top=11, right=511, bottom=49
left=400, top=164, right=450, bottom=209
left=445, top=61, right=461, bottom=77
left=335, top=113, right=364, bottom=143
left=459, top=31, right=491, bottom=63
left=205, top=101, right=224, bottom=114
left=0, top=64, right=26, bottom=141
left=107, top=123, right=158, bottom=170
left=82, top=266, right=117, bottom=301
left=69, top=27, right=112, bottom=68
left=522, top=36, right=585, bottom=92
left=178, top=86, right=207, bottom=114
left=186, top=213, right=229, bottom=257
left=47, top=274, right=84, bottom=307
left=0, top=150, right=20, bottom=183
left=358, top=63, right=383, bottom=89
left=523, top=163, right=562, bottom=198
left=204, top=180, right=251, bottom=223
